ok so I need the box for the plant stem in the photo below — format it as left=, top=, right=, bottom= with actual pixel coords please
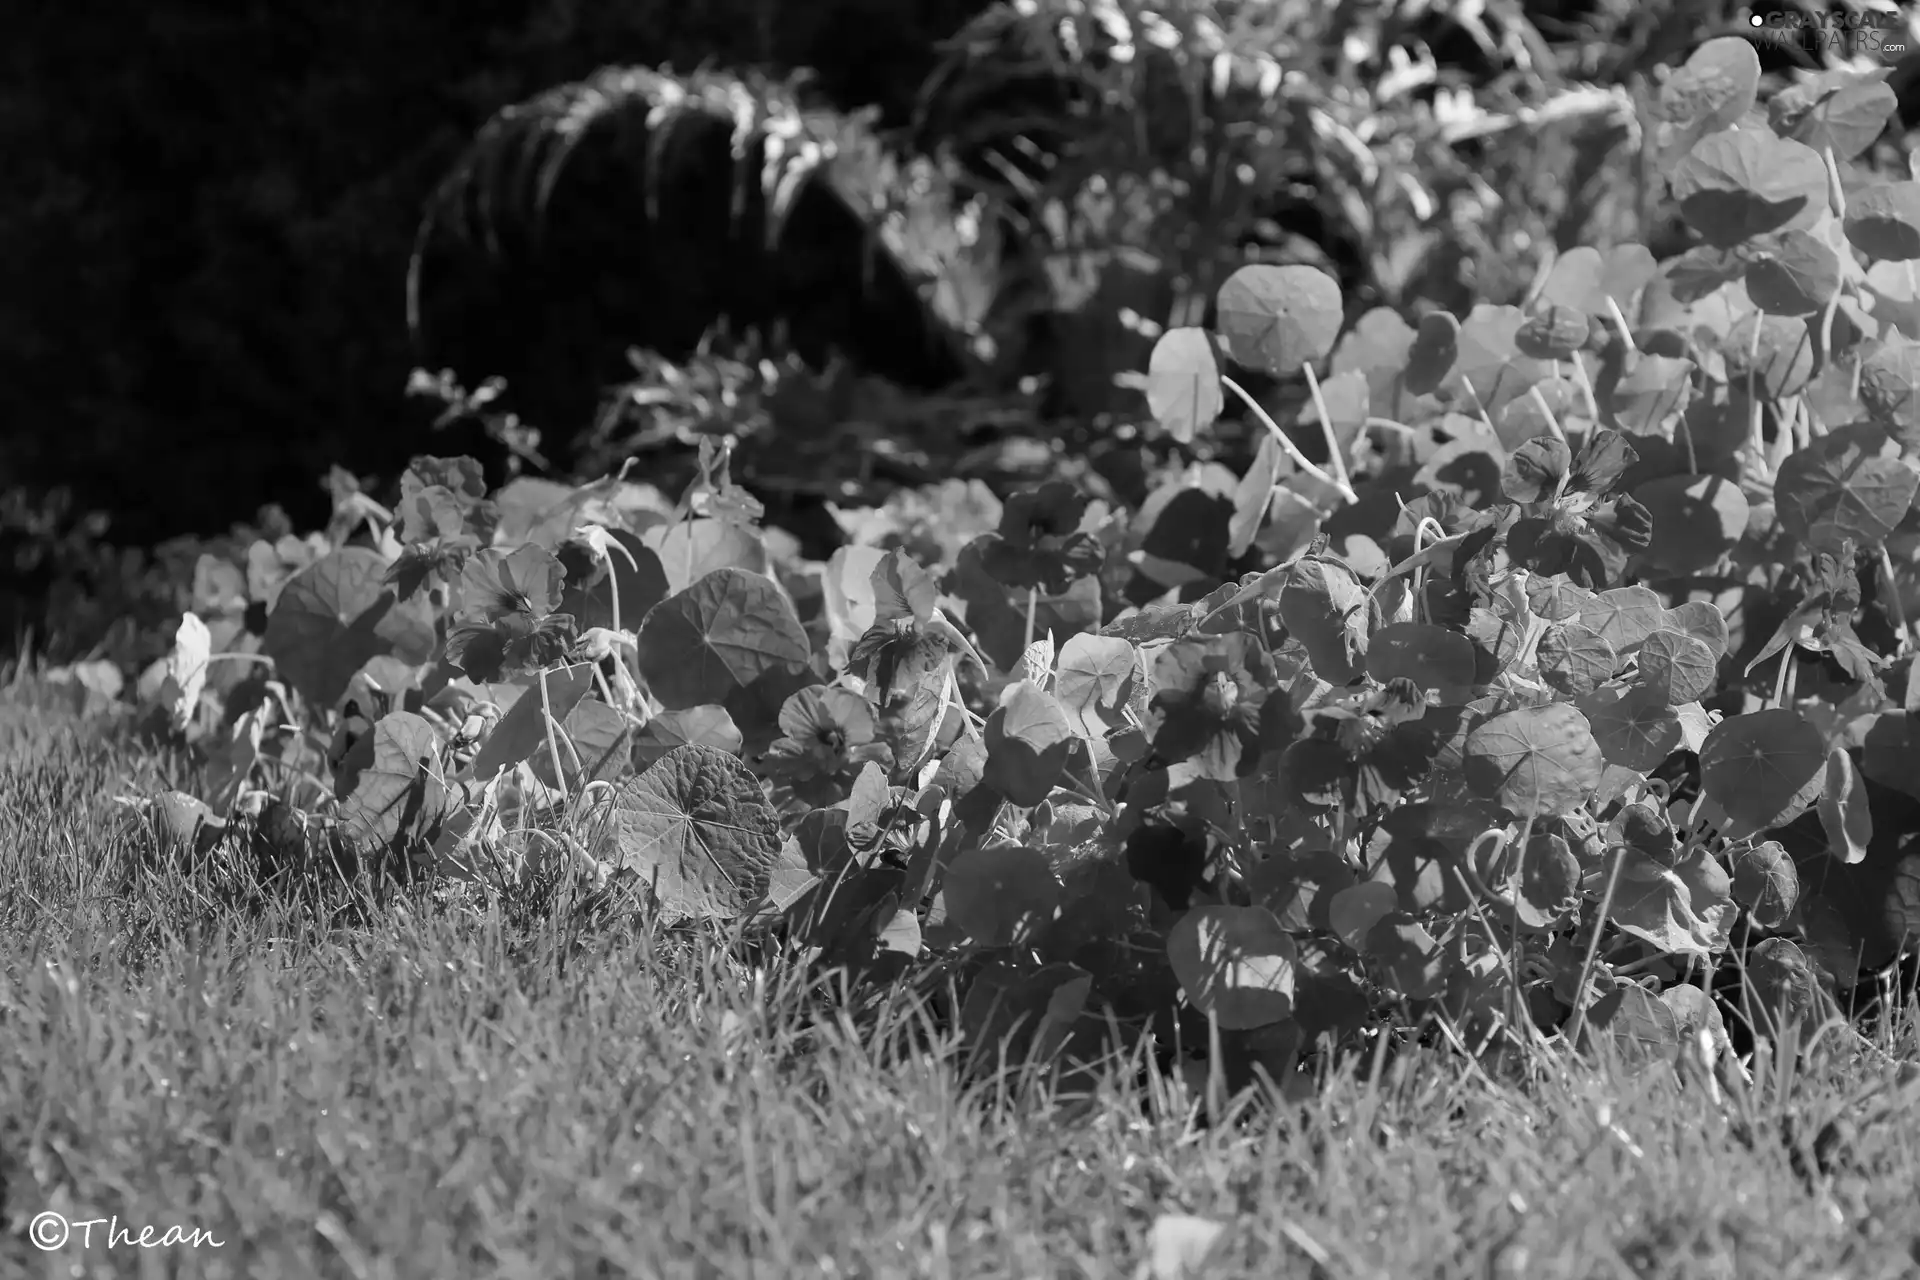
left=1300, top=361, right=1355, bottom=498
left=538, top=665, right=572, bottom=809
left=1220, top=375, right=1357, bottom=504
left=1567, top=843, right=1628, bottom=1051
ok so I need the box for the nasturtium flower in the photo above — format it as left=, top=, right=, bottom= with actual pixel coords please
left=1147, top=633, right=1272, bottom=781
left=1503, top=428, right=1653, bottom=589
left=974, top=481, right=1105, bottom=594
left=765, top=685, right=894, bottom=783
left=1281, top=676, right=1442, bottom=812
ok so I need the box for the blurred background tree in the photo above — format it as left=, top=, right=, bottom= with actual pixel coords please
left=2, top=0, right=1911, bottom=562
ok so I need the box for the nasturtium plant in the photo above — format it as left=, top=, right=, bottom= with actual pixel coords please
left=122, top=54, right=1920, bottom=1105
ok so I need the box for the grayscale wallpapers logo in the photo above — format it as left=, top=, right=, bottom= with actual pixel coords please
left=1749, top=9, right=1907, bottom=56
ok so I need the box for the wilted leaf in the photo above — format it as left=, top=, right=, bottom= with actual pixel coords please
left=337, top=711, right=447, bottom=856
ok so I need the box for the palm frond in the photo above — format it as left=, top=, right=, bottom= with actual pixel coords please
left=407, top=64, right=1003, bottom=358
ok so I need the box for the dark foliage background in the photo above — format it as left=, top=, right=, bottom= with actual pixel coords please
left=7, top=0, right=1918, bottom=573
left=0, top=0, right=987, bottom=547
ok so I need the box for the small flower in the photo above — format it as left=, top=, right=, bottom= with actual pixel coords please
left=765, top=686, right=894, bottom=783
left=1284, top=677, right=1441, bottom=812
left=1147, top=633, right=1271, bottom=781
left=974, top=481, right=1105, bottom=594
left=1503, top=429, right=1653, bottom=588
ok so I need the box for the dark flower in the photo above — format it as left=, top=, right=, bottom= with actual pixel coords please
left=1147, top=633, right=1271, bottom=781
left=1282, top=677, right=1442, bottom=812
left=975, top=481, right=1105, bottom=594
left=1503, top=429, right=1653, bottom=589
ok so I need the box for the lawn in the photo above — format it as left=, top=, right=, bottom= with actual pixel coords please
left=3, top=687, right=1918, bottom=1280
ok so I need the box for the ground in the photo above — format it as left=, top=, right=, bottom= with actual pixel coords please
left=2, top=682, right=1917, bottom=1280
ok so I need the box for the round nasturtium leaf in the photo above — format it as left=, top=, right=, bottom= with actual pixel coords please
left=1278, top=558, right=1368, bottom=685
left=1633, top=474, right=1749, bottom=574
left=597, top=743, right=784, bottom=921
left=1053, top=633, right=1140, bottom=738
left=1670, top=129, right=1827, bottom=250
left=1581, top=681, right=1684, bottom=772
left=1730, top=839, right=1800, bottom=929
left=1721, top=312, right=1815, bottom=401
left=1515, top=832, right=1581, bottom=929
left=1744, top=228, right=1842, bottom=317
left=1769, top=65, right=1899, bottom=161
left=1215, top=264, right=1344, bottom=378
left=1537, top=623, right=1617, bottom=698
left=1844, top=181, right=1920, bottom=262
left=263, top=547, right=438, bottom=709
left=1580, top=984, right=1681, bottom=1071
left=1167, top=904, right=1298, bottom=1029
left=1773, top=422, right=1918, bottom=552
left=632, top=704, right=742, bottom=770
left=983, top=679, right=1075, bottom=807
left=1607, top=352, right=1694, bottom=436
left=942, top=844, right=1064, bottom=947
left=1248, top=848, right=1357, bottom=933
left=1636, top=628, right=1717, bottom=705
left=1577, top=585, right=1669, bottom=656
left=1328, top=882, right=1398, bottom=951
left=1366, top=622, right=1478, bottom=691
left=1536, top=243, right=1659, bottom=321
left=1461, top=702, right=1606, bottom=818
left=1663, top=600, right=1729, bottom=662
left=1857, top=337, right=1920, bottom=445
left=1145, top=327, right=1224, bottom=442
left=1365, top=913, right=1447, bottom=1000
left=636, top=566, right=812, bottom=709
left=1698, top=708, right=1827, bottom=837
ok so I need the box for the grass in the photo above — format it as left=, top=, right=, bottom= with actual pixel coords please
left=2, top=683, right=1919, bottom=1280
